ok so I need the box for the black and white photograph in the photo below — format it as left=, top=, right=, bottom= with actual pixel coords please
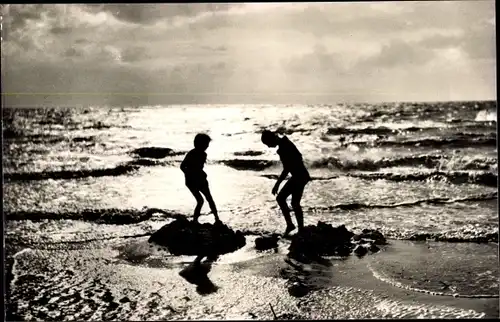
left=2, top=1, right=498, bottom=320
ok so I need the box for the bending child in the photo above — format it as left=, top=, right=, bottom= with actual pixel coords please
left=181, top=133, right=220, bottom=223
left=261, top=130, right=311, bottom=236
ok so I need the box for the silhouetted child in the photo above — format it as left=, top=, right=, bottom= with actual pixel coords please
left=261, top=130, right=311, bottom=236
left=181, top=133, right=220, bottom=223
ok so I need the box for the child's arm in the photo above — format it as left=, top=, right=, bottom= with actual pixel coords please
left=180, top=153, right=191, bottom=173
left=272, top=168, right=289, bottom=195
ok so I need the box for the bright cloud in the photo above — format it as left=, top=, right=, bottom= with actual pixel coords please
left=1, top=2, right=496, bottom=106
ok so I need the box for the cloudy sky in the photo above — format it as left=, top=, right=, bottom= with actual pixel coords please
left=1, top=2, right=496, bottom=107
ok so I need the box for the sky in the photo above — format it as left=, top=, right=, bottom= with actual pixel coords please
left=1, top=2, right=496, bottom=107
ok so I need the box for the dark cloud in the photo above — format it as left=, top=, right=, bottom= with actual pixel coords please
left=2, top=4, right=45, bottom=39
left=64, top=47, right=81, bottom=58
left=356, top=40, right=435, bottom=70
left=85, top=4, right=238, bottom=25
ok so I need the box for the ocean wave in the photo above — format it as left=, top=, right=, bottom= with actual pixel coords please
left=260, top=171, right=496, bottom=187
left=3, top=132, right=99, bottom=146
left=305, top=192, right=497, bottom=212
left=4, top=164, right=140, bottom=181
left=362, top=136, right=497, bottom=148
left=129, top=147, right=184, bottom=159
left=348, top=171, right=498, bottom=187
left=475, top=110, right=497, bottom=122
left=5, top=153, right=495, bottom=181
left=309, top=154, right=497, bottom=172
left=406, top=231, right=498, bottom=243
left=221, top=154, right=497, bottom=173
left=326, top=124, right=496, bottom=137
left=233, top=150, right=265, bottom=157
left=348, top=135, right=496, bottom=149
left=4, top=208, right=183, bottom=225
left=257, top=124, right=313, bottom=136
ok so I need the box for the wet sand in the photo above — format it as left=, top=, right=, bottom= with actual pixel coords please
left=6, top=237, right=498, bottom=320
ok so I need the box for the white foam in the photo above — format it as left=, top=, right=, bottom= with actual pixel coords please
left=475, top=110, right=497, bottom=122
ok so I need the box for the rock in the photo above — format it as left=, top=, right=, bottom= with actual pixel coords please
left=409, top=233, right=431, bottom=241
left=288, top=222, right=355, bottom=260
left=255, top=234, right=279, bottom=251
left=352, top=234, right=361, bottom=242
left=360, top=229, right=387, bottom=245
left=336, top=244, right=353, bottom=257
left=148, top=217, right=246, bottom=256
left=353, top=245, right=368, bottom=257
left=369, top=243, right=380, bottom=253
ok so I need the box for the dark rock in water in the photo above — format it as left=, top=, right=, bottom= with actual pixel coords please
left=409, top=233, right=432, bottom=242
left=336, top=244, right=353, bottom=257
left=288, top=222, right=355, bottom=259
left=360, top=229, right=387, bottom=245
left=353, top=245, right=368, bottom=257
left=287, top=281, right=310, bottom=298
left=286, top=222, right=387, bottom=262
left=369, top=243, right=380, bottom=253
left=130, top=147, right=181, bottom=159
left=148, top=217, right=246, bottom=256
left=255, top=234, right=280, bottom=251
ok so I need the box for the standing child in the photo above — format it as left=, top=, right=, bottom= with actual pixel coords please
left=181, top=133, right=220, bottom=223
left=261, top=130, right=311, bottom=236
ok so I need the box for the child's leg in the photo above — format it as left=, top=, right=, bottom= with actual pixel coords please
left=193, top=255, right=204, bottom=265
left=276, top=180, right=295, bottom=235
left=187, top=185, right=204, bottom=221
left=199, top=184, right=220, bottom=222
left=291, top=180, right=308, bottom=232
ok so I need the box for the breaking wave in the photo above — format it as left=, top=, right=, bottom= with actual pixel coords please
left=4, top=208, right=184, bottom=225
left=348, top=171, right=497, bottom=187
left=223, top=154, right=496, bottom=173
left=4, top=165, right=141, bottom=181
left=305, top=192, right=497, bottom=212
left=261, top=171, right=497, bottom=187
left=475, top=110, right=497, bottom=122
left=348, top=135, right=496, bottom=149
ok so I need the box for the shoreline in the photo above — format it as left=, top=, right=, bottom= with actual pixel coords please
left=5, top=238, right=498, bottom=320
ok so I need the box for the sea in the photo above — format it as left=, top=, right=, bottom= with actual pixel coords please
left=3, top=101, right=499, bottom=319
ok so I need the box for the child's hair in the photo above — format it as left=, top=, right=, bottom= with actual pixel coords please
left=194, top=133, right=211, bottom=148
left=261, top=130, right=276, bottom=145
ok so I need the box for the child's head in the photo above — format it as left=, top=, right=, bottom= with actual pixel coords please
left=194, top=133, right=211, bottom=150
left=261, top=130, right=279, bottom=147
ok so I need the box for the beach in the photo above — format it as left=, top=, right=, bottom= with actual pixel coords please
left=4, top=102, right=499, bottom=319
